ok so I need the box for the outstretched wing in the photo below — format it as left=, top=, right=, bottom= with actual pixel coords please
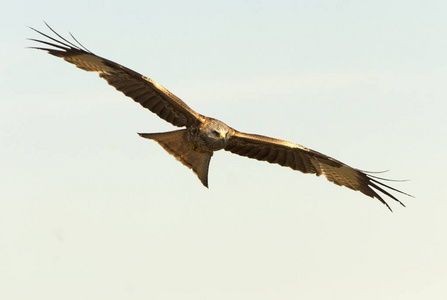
left=225, top=130, right=411, bottom=210
left=29, top=24, right=201, bottom=127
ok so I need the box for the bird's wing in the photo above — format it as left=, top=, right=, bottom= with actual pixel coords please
left=29, top=24, right=202, bottom=127
left=225, top=130, right=411, bottom=210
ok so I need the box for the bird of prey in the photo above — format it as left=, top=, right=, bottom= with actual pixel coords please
left=29, top=24, right=411, bottom=210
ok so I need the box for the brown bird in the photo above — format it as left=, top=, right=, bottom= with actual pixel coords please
left=29, top=24, right=411, bottom=210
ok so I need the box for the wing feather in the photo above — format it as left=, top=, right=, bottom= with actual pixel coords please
left=225, top=130, right=411, bottom=210
left=29, top=25, right=201, bottom=127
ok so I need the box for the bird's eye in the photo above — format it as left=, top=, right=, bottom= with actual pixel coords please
left=212, top=130, right=220, bottom=136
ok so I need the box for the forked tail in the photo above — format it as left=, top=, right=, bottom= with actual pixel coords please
left=138, top=130, right=213, bottom=187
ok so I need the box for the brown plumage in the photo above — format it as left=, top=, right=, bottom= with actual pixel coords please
left=29, top=23, right=412, bottom=210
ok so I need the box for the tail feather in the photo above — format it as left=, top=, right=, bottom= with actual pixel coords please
left=138, top=130, right=213, bottom=187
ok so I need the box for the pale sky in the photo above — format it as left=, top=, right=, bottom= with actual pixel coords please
left=1, top=0, right=447, bottom=299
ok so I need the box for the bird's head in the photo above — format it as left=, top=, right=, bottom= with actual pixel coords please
left=202, top=119, right=231, bottom=150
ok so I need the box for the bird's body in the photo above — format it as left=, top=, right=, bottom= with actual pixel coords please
left=29, top=24, right=411, bottom=210
left=139, top=117, right=232, bottom=187
left=187, top=118, right=232, bottom=152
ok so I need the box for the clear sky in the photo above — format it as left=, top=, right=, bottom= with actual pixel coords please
left=1, top=0, right=447, bottom=299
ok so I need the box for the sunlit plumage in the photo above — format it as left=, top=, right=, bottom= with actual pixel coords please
left=29, top=23, right=412, bottom=210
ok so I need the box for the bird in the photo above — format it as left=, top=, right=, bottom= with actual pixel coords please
left=29, top=23, right=411, bottom=211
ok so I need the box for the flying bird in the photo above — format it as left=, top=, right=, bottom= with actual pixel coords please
left=29, top=24, right=411, bottom=210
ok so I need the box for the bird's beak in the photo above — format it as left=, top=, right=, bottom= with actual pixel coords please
left=219, top=133, right=227, bottom=143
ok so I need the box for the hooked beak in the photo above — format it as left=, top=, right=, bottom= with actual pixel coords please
left=219, top=133, right=227, bottom=144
